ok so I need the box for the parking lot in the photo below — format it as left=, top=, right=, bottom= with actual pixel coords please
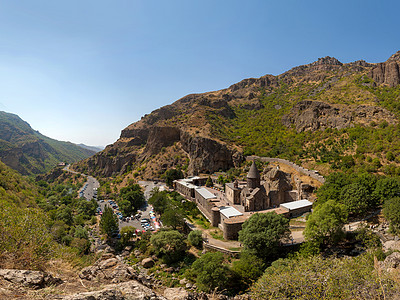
left=96, top=180, right=167, bottom=233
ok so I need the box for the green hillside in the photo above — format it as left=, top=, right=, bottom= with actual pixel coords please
left=0, top=111, right=96, bottom=175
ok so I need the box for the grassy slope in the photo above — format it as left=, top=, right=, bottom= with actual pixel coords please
left=0, top=111, right=95, bottom=174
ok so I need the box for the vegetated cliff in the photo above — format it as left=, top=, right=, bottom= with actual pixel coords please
left=77, top=51, right=400, bottom=179
left=0, top=111, right=96, bottom=175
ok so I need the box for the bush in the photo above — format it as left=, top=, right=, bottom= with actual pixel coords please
left=188, top=252, right=230, bottom=292
left=188, top=230, right=203, bottom=249
left=150, top=230, right=187, bottom=264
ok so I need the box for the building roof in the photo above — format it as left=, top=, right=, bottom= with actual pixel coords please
left=247, top=161, right=260, bottom=179
left=280, top=200, right=313, bottom=211
left=219, top=206, right=243, bottom=218
left=175, top=180, right=197, bottom=190
left=195, top=187, right=217, bottom=199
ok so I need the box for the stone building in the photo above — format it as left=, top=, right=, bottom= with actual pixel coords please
left=174, top=161, right=315, bottom=240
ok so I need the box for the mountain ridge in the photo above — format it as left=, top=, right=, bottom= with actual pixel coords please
left=0, top=111, right=96, bottom=175
left=75, top=51, right=400, bottom=179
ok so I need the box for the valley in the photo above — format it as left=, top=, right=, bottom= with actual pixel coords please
left=3, top=52, right=400, bottom=299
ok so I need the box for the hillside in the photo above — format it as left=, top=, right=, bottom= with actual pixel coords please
left=0, top=111, right=96, bottom=175
left=75, top=51, right=400, bottom=179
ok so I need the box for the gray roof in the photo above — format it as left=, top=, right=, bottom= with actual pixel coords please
left=280, top=200, right=312, bottom=211
left=247, top=161, right=260, bottom=179
left=219, top=206, right=243, bottom=218
left=195, top=187, right=217, bottom=199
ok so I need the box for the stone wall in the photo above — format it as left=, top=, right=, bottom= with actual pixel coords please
left=247, top=156, right=325, bottom=184
left=223, top=219, right=245, bottom=240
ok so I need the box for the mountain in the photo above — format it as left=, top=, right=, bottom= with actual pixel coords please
left=75, top=51, right=400, bottom=179
left=0, top=111, right=96, bottom=175
left=77, top=143, right=104, bottom=153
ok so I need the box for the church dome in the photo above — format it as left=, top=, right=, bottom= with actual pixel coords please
left=247, top=161, right=260, bottom=179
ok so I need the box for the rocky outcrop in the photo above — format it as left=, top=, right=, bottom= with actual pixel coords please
left=0, top=269, right=62, bottom=289
left=143, top=126, right=181, bottom=157
left=370, top=51, right=400, bottom=87
left=60, top=281, right=165, bottom=300
left=283, top=100, right=397, bottom=132
left=180, top=131, right=243, bottom=175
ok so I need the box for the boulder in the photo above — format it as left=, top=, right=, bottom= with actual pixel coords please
left=141, top=258, right=155, bottom=269
left=99, top=258, right=118, bottom=269
left=381, top=252, right=400, bottom=272
left=163, top=287, right=189, bottom=300
left=0, top=269, right=62, bottom=289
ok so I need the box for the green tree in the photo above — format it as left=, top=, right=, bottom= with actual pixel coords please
left=55, top=204, right=73, bottom=226
left=373, top=177, right=400, bottom=204
left=304, top=200, right=348, bottom=245
left=162, top=207, right=185, bottom=230
left=150, top=230, right=187, bottom=264
left=164, top=168, right=184, bottom=187
left=340, top=183, right=370, bottom=215
left=232, top=252, right=265, bottom=290
left=238, top=212, right=290, bottom=260
left=100, top=206, right=119, bottom=236
left=188, top=252, right=230, bottom=292
left=383, top=197, right=400, bottom=233
left=120, top=226, right=136, bottom=247
left=188, top=230, right=203, bottom=249
left=119, top=183, right=145, bottom=216
left=205, top=176, right=213, bottom=187
left=148, top=188, right=169, bottom=214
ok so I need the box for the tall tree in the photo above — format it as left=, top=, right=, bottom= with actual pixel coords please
left=238, top=212, right=290, bottom=260
left=100, top=206, right=118, bottom=236
left=304, top=200, right=348, bottom=245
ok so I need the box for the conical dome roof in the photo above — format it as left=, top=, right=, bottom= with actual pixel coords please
left=247, top=161, right=260, bottom=179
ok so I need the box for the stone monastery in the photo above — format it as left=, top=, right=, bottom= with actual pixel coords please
left=174, top=161, right=314, bottom=240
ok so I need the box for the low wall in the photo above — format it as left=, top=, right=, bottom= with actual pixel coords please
left=247, top=156, right=325, bottom=184
left=203, top=242, right=240, bottom=258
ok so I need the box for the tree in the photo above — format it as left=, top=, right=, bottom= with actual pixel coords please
left=304, top=200, right=348, bottom=245
left=188, top=230, right=203, bottom=249
left=188, top=252, right=230, bottom=292
left=340, top=183, right=370, bottom=215
left=238, top=212, right=290, bottom=260
left=161, top=207, right=185, bottom=230
left=119, top=183, right=145, bottom=216
left=120, top=226, right=136, bottom=247
left=150, top=230, right=187, bottom=264
left=148, top=188, right=169, bottom=214
left=232, top=252, right=265, bottom=290
left=205, top=176, right=213, bottom=187
left=164, top=168, right=184, bottom=187
left=100, top=206, right=119, bottom=236
left=373, top=177, right=400, bottom=204
left=383, top=197, right=400, bottom=234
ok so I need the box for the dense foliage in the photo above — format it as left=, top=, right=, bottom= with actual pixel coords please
left=238, top=212, right=290, bottom=260
left=251, top=253, right=396, bottom=299
left=118, top=183, right=145, bottom=216
left=150, top=230, right=187, bottom=264
left=304, top=200, right=348, bottom=245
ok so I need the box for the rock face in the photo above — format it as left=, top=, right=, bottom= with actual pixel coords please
left=370, top=51, right=400, bottom=87
left=282, top=100, right=397, bottom=132
left=0, top=269, right=62, bottom=289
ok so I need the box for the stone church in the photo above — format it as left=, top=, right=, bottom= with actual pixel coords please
left=226, top=161, right=310, bottom=211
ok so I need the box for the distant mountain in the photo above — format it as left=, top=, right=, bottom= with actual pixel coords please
left=76, top=51, right=400, bottom=179
left=77, top=143, right=104, bottom=153
left=0, top=111, right=96, bottom=175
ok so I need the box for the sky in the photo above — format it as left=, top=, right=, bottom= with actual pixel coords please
left=0, top=0, right=399, bottom=147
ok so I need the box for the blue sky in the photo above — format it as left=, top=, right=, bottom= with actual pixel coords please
left=0, top=0, right=399, bottom=146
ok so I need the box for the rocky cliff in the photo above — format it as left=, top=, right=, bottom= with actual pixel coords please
left=76, top=51, right=400, bottom=179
